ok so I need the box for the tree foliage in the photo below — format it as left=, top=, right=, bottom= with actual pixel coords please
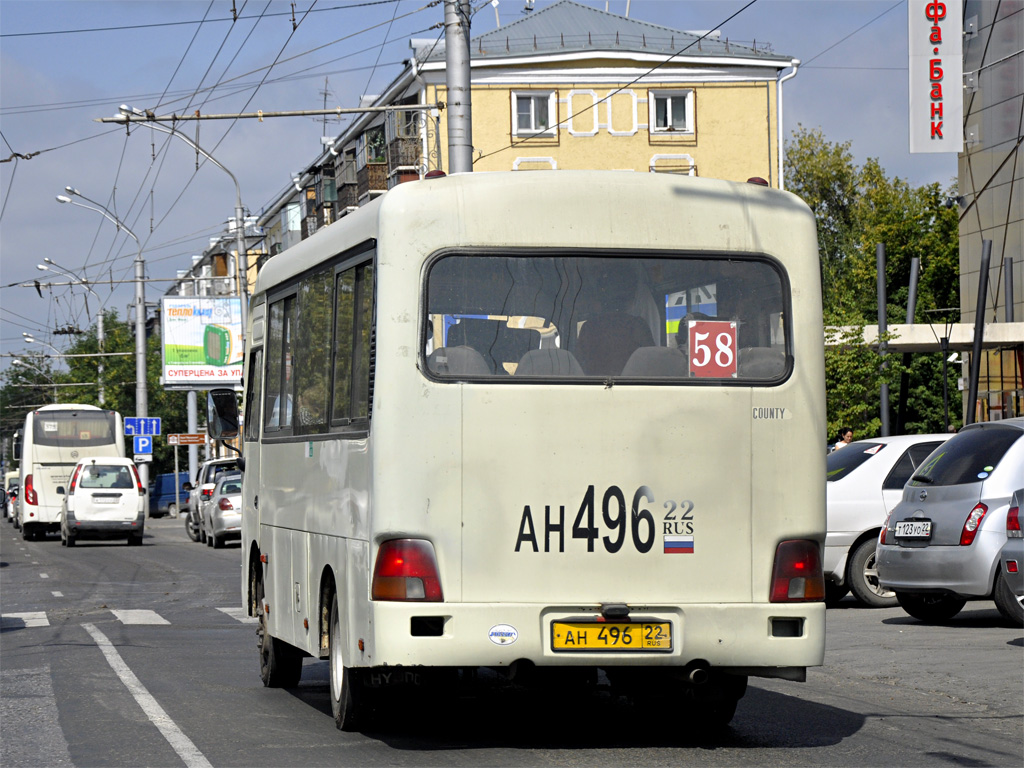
left=786, top=126, right=960, bottom=441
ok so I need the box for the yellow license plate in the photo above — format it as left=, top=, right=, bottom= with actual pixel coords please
left=551, top=621, right=672, bottom=652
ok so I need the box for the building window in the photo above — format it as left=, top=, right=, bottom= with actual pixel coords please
left=650, top=90, right=694, bottom=134
left=513, top=92, right=556, bottom=136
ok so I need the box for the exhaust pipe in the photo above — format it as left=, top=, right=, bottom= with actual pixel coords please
left=687, top=666, right=710, bottom=685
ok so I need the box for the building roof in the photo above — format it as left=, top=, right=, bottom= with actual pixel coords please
left=415, top=0, right=792, bottom=65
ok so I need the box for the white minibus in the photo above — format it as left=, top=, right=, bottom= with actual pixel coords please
left=19, top=404, right=125, bottom=540
left=216, top=170, right=827, bottom=731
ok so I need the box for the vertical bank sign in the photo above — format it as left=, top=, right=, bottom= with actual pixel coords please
left=909, top=0, right=963, bottom=153
left=161, top=297, right=243, bottom=388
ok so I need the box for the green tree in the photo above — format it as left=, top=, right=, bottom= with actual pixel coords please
left=785, top=128, right=960, bottom=440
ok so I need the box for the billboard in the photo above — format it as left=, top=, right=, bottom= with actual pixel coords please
left=908, top=0, right=963, bottom=153
left=160, top=297, right=243, bottom=389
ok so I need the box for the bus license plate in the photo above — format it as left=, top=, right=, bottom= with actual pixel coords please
left=895, top=520, right=932, bottom=539
left=551, top=621, right=672, bottom=652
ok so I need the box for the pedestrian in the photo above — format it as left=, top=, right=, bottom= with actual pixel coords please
left=833, top=427, right=853, bottom=451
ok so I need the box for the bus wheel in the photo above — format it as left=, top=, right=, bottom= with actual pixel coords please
left=847, top=538, right=896, bottom=607
left=330, top=591, right=363, bottom=731
left=256, top=578, right=302, bottom=688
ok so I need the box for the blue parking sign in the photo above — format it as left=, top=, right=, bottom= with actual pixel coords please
left=134, top=435, right=153, bottom=454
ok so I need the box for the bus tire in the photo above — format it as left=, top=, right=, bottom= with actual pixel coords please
left=896, top=592, right=966, bottom=623
left=330, top=591, right=363, bottom=731
left=847, top=538, right=896, bottom=607
left=256, top=579, right=302, bottom=688
left=993, top=570, right=1024, bottom=627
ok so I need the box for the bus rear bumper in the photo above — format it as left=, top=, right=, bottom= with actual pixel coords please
left=360, top=602, right=825, bottom=674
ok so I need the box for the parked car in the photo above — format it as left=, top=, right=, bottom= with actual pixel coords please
left=4, top=470, right=18, bottom=521
left=203, top=471, right=242, bottom=549
left=877, top=418, right=1024, bottom=626
left=996, top=489, right=1024, bottom=619
left=825, top=434, right=949, bottom=606
left=189, top=457, right=240, bottom=544
left=148, top=472, right=190, bottom=518
left=59, top=457, right=146, bottom=547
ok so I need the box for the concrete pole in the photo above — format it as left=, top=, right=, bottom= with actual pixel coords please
left=97, top=312, right=105, bottom=406
left=444, top=0, right=474, bottom=174
left=188, top=391, right=199, bottom=483
left=133, top=246, right=149, bottom=496
left=1006, top=257, right=1015, bottom=322
left=876, top=244, right=890, bottom=436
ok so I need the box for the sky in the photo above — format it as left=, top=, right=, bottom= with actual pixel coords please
left=0, top=0, right=960, bottom=382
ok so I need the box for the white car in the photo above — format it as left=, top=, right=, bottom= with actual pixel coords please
left=59, top=458, right=146, bottom=547
left=189, top=457, right=240, bottom=544
left=825, top=434, right=949, bottom=606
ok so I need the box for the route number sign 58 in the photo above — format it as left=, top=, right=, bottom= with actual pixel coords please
left=687, top=321, right=737, bottom=378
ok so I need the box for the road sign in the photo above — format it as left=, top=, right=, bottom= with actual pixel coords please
left=134, top=436, right=153, bottom=454
left=133, top=454, right=153, bottom=463
left=167, top=433, right=206, bottom=446
left=125, top=417, right=162, bottom=436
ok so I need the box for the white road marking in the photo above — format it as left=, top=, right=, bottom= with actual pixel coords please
left=83, top=623, right=212, bottom=768
left=39, top=573, right=49, bottom=579
left=216, top=606, right=258, bottom=624
left=51, top=591, right=63, bottom=598
left=1, top=612, right=49, bottom=628
left=111, top=609, right=170, bottom=625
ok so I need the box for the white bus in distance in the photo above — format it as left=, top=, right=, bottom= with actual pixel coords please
left=211, top=170, right=827, bottom=732
left=18, top=404, right=126, bottom=540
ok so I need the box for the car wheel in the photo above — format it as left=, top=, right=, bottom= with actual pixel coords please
left=824, top=581, right=850, bottom=606
left=330, top=591, right=366, bottom=731
left=256, top=577, right=302, bottom=688
left=896, top=592, right=966, bottom=623
left=847, top=538, right=897, bottom=607
left=212, top=533, right=223, bottom=549
left=66, top=534, right=75, bottom=548
left=128, top=532, right=143, bottom=546
left=168, top=503, right=177, bottom=518
left=993, top=570, right=1024, bottom=627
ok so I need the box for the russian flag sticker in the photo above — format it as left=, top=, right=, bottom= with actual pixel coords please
left=664, top=535, right=694, bottom=554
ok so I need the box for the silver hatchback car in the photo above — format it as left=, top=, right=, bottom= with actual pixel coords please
left=876, top=418, right=1024, bottom=626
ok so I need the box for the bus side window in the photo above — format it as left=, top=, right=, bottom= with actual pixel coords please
left=294, top=267, right=333, bottom=435
left=265, top=296, right=296, bottom=431
left=245, top=348, right=263, bottom=442
left=333, top=261, right=374, bottom=426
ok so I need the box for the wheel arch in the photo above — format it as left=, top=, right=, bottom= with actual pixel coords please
left=844, top=528, right=882, bottom=583
left=318, top=566, right=338, bottom=660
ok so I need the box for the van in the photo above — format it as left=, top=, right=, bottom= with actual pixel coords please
left=149, top=472, right=190, bottom=518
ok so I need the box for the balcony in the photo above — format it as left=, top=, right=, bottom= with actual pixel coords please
left=357, top=164, right=387, bottom=199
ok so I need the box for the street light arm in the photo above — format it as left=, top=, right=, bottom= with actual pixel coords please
left=56, top=195, right=141, bottom=247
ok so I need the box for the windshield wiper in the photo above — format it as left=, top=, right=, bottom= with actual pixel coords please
left=911, top=473, right=934, bottom=484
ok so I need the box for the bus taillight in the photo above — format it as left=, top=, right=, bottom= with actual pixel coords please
left=770, top=540, right=824, bottom=602
left=24, top=474, right=38, bottom=505
left=372, top=539, right=443, bottom=602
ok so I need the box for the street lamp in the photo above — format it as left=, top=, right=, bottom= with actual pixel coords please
left=11, top=358, right=57, bottom=401
left=57, top=187, right=148, bottom=489
left=37, top=260, right=105, bottom=404
left=22, top=333, right=62, bottom=356
left=116, top=105, right=249, bottom=341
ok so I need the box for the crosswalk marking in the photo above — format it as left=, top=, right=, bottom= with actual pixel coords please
left=1, top=612, right=50, bottom=629
left=2, top=607, right=249, bottom=629
left=111, top=609, right=171, bottom=625
left=217, top=607, right=258, bottom=624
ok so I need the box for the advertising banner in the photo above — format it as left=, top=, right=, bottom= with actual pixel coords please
left=161, top=297, right=243, bottom=389
left=908, top=0, right=963, bottom=153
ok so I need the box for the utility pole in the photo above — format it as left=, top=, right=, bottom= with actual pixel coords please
left=444, top=0, right=474, bottom=173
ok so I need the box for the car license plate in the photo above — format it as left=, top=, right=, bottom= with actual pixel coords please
left=551, top=621, right=672, bottom=652
left=895, top=520, right=932, bottom=538
left=92, top=496, right=119, bottom=504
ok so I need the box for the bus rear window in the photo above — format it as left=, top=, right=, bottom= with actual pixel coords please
left=33, top=411, right=116, bottom=448
left=424, top=253, right=789, bottom=382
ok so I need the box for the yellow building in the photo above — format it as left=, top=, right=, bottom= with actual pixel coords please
left=260, top=1, right=799, bottom=251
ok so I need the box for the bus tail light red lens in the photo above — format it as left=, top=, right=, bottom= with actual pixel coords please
left=770, top=540, right=824, bottom=602
left=24, top=474, right=37, bottom=505
left=960, top=504, right=988, bottom=546
left=1006, top=505, right=1021, bottom=539
left=372, top=539, right=443, bottom=602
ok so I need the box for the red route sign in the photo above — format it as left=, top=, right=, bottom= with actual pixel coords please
left=167, top=433, right=206, bottom=446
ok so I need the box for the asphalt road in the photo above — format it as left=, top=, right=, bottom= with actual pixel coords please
left=1, top=514, right=1021, bottom=767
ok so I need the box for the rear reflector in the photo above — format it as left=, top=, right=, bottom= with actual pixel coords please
left=770, top=540, right=825, bottom=602
left=1007, top=561, right=1019, bottom=574
left=372, top=539, right=443, bottom=602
